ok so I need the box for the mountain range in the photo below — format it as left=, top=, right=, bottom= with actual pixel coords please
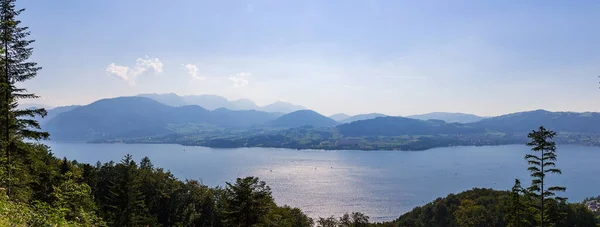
left=43, top=97, right=317, bottom=141
left=137, top=93, right=305, bottom=113
left=30, top=94, right=600, bottom=149
left=330, top=112, right=486, bottom=124
left=469, top=109, right=600, bottom=134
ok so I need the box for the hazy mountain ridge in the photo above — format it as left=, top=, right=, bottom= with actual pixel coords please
left=406, top=112, right=486, bottom=123
left=329, top=113, right=351, bottom=122
left=337, top=116, right=485, bottom=137
left=137, top=93, right=188, bottom=107
left=37, top=105, right=81, bottom=124
left=138, top=93, right=305, bottom=113
left=44, top=97, right=284, bottom=141
left=469, top=109, right=600, bottom=133
left=44, top=97, right=312, bottom=141
left=260, top=101, right=306, bottom=113
left=340, top=113, right=388, bottom=123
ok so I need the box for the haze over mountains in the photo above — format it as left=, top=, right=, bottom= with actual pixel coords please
left=470, top=109, right=600, bottom=134
left=329, top=113, right=388, bottom=123
left=329, top=112, right=484, bottom=124
left=406, top=112, right=487, bottom=123
left=340, top=113, right=388, bottom=123
left=329, top=113, right=351, bottom=122
left=137, top=93, right=305, bottom=113
left=28, top=93, right=491, bottom=126
left=44, top=97, right=284, bottom=141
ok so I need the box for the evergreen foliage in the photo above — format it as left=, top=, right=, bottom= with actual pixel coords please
left=222, top=176, right=275, bottom=227
left=525, top=126, right=566, bottom=226
left=383, top=188, right=596, bottom=227
left=105, top=154, right=149, bottom=226
left=0, top=0, right=48, bottom=197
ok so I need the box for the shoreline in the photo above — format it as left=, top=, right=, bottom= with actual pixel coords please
left=86, top=140, right=528, bottom=151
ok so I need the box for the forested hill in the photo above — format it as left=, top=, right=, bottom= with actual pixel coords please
left=372, top=188, right=597, bottom=227
left=269, top=110, right=339, bottom=128
left=468, top=109, right=600, bottom=133
left=337, top=116, right=485, bottom=137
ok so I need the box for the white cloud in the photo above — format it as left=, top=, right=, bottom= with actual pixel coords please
left=182, top=64, right=205, bottom=80
left=229, top=72, right=250, bottom=87
left=106, top=63, right=129, bottom=81
left=136, top=56, right=163, bottom=73
left=105, top=56, right=163, bottom=85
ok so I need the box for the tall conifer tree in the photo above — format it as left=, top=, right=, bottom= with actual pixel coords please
left=106, top=154, right=148, bottom=226
left=525, top=126, right=566, bottom=227
left=0, top=0, right=48, bottom=197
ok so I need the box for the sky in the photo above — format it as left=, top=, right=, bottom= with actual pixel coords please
left=16, top=0, right=600, bottom=116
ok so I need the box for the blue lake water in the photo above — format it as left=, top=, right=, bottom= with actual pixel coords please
left=44, top=141, right=600, bottom=222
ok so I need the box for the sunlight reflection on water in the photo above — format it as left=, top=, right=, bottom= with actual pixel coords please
left=45, top=142, right=600, bottom=222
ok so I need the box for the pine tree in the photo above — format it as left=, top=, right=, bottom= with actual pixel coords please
left=106, top=154, right=148, bottom=227
left=506, top=179, right=533, bottom=227
left=0, top=0, right=48, bottom=197
left=222, top=177, right=274, bottom=227
left=51, top=171, right=99, bottom=223
left=525, top=126, right=566, bottom=227
left=59, top=157, right=71, bottom=176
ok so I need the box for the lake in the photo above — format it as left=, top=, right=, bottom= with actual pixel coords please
left=44, top=141, right=600, bottom=222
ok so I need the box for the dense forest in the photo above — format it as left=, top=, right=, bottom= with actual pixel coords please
left=371, top=188, right=597, bottom=227
left=0, top=0, right=599, bottom=226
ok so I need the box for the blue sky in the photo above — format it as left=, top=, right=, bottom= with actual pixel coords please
left=17, top=0, right=600, bottom=116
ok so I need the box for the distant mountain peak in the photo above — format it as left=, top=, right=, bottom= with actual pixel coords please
left=227, top=98, right=259, bottom=110
left=329, top=113, right=351, bottom=122
left=270, top=109, right=337, bottom=128
left=261, top=101, right=305, bottom=113
left=406, top=112, right=486, bottom=123
left=341, top=113, right=387, bottom=123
